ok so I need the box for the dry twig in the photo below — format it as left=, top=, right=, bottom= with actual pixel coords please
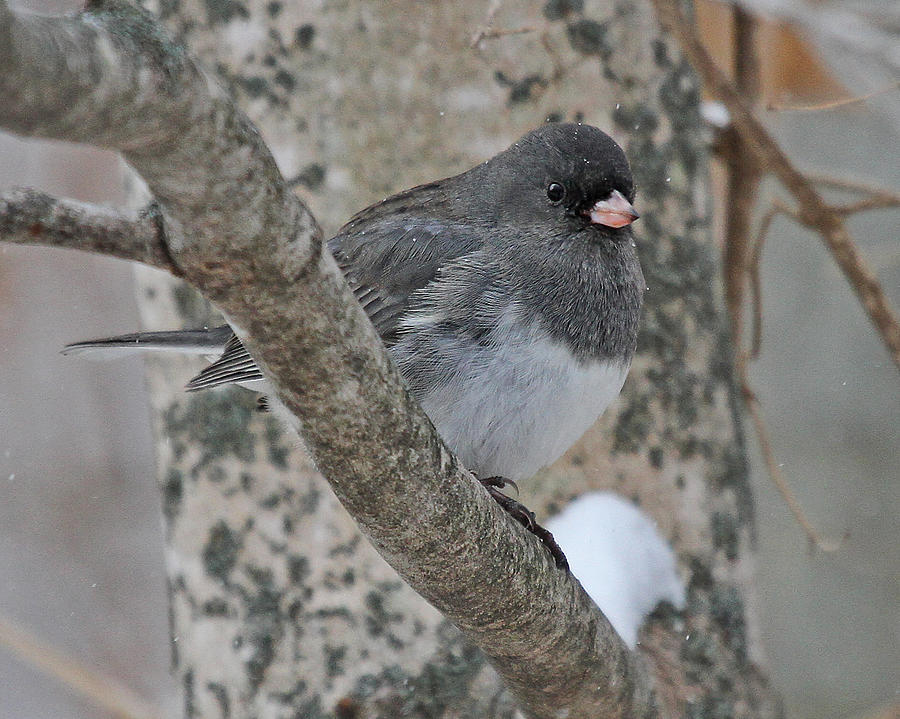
left=469, top=0, right=506, bottom=49
left=766, top=81, right=900, bottom=112
left=737, top=361, right=845, bottom=553
left=0, top=612, right=163, bottom=719
left=651, top=0, right=900, bottom=372
left=671, top=2, right=873, bottom=550
left=719, top=6, right=763, bottom=351
left=747, top=199, right=793, bottom=359
left=738, top=198, right=845, bottom=551
left=806, top=173, right=900, bottom=215
left=471, top=24, right=538, bottom=46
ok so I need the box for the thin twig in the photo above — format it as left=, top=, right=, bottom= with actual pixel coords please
left=469, top=0, right=505, bottom=48
left=766, top=81, right=900, bottom=112
left=747, top=200, right=795, bottom=359
left=539, top=30, right=572, bottom=83
left=737, top=360, right=844, bottom=553
left=473, top=25, right=538, bottom=44
left=0, top=612, right=163, bottom=719
left=832, top=196, right=900, bottom=215
left=650, top=0, right=900, bottom=371
left=807, top=172, right=900, bottom=197
left=803, top=173, right=900, bottom=214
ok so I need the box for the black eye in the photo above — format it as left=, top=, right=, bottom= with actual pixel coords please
left=546, top=182, right=565, bottom=204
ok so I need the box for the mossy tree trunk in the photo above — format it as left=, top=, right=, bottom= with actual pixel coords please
left=132, top=0, right=779, bottom=715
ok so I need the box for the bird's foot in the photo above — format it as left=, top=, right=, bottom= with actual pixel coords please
left=477, top=476, right=569, bottom=571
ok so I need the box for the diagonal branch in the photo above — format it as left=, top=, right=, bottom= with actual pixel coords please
left=0, top=1, right=659, bottom=716
left=650, top=0, right=900, bottom=372
left=0, top=612, right=163, bottom=719
left=0, top=189, right=179, bottom=274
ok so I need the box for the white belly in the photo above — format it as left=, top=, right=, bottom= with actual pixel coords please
left=413, top=327, right=630, bottom=481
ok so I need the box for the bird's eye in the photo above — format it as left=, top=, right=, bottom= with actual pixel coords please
left=546, top=182, right=565, bottom=204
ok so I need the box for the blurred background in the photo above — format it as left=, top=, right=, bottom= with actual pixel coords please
left=0, top=0, right=897, bottom=717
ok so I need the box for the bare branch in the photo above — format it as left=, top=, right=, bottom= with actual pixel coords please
left=471, top=24, right=538, bottom=46
left=719, top=6, right=763, bottom=349
left=741, top=200, right=844, bottom=549
left=807, top=172, right=900, bottom=198
left=469, top=0, right=506, bottom=48
left=0, top=612, right=163, bottom=719
left=737, top=362, right=844, bottom=553
left=747, top=200, right=794, bottom=359
left=804, top=173, right=900, bottom=215
left=832, top=196, right=900, bottom=216
left=650, top=0, right=900, bottom=372
left=0, top=188, right=179, bottom=274
left=766, top=81, right=900, bottom=112
left=0, top=2, right=661, bottom=716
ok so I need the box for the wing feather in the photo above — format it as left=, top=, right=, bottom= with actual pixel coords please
left=188, top=182, right=482, bottom=390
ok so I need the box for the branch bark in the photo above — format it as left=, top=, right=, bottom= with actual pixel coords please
left=0, top=189, right=178, bottom=273
left=0, top=2, right=659, bottom=717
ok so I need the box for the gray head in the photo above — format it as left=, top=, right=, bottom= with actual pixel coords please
left=470, top=122, right=639, bottom=243
left=460, top=123, right=644, bottom=362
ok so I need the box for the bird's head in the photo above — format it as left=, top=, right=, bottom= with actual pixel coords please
left=482, top=122, right=639, bottom=242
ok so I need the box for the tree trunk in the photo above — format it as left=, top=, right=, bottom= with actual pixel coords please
left=127, top=0, right=779, bottom=716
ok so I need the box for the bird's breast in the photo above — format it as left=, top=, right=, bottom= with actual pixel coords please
left=393, top=307, right=630, bottom=481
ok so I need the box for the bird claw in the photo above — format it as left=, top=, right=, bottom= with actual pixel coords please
left=476, top=475, right=569, bottom=571
left=477, top=475, right=520, bottom=496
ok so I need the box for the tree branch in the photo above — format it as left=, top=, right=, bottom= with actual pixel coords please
left=0, top=189, right=179, bottom=273
left=0, top=2, right=660, bottom=716
left=719, top=5, right=762, bottom=352
left=650, top=0, right=900, bottom=372
left=0, top=612, right=163, bottom=719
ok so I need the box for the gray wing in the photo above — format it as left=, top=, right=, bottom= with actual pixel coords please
left=327, top=183, right=482, bottom=346
left=188, top=188, right=482, bottom=391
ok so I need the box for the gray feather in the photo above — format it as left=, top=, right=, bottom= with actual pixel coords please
left=62, top=327, right=233, bottom=358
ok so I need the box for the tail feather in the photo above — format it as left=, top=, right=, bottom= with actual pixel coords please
left=62, top=326, right=233, bottom=358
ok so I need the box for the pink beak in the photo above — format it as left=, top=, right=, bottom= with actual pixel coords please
left=586, top=189, right=639, bottom=228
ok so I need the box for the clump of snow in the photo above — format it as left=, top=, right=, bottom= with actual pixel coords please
left=546, top=491, right=685, bottom=648
left=700, top=100, right=731, bottom=129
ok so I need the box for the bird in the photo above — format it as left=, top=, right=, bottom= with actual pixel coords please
left=64, top=122, right=644, bottom=568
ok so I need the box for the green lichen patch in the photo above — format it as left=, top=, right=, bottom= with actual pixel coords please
left=711, top=511, right=739, bottom=561
left=543, top=0, right=584, bottom=20
left=163, top=391, right=257, bottom=468
left=161, top=468, right=184, bottom=523
left=287, top=554, right=310, bottom=585
left=294, top=23, right=315, bottom=49
left=203, top=0, right=249, bottom=25
left=324, top=643, right=348, bottom=678
left=493, top=71, right=547, bottom=105
left=202, top=521, right=242, bottom=582
left=566, top=19, right=610, bottom=58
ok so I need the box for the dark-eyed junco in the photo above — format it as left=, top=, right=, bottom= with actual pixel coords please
left=65, top=123, right=643, bottom=567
